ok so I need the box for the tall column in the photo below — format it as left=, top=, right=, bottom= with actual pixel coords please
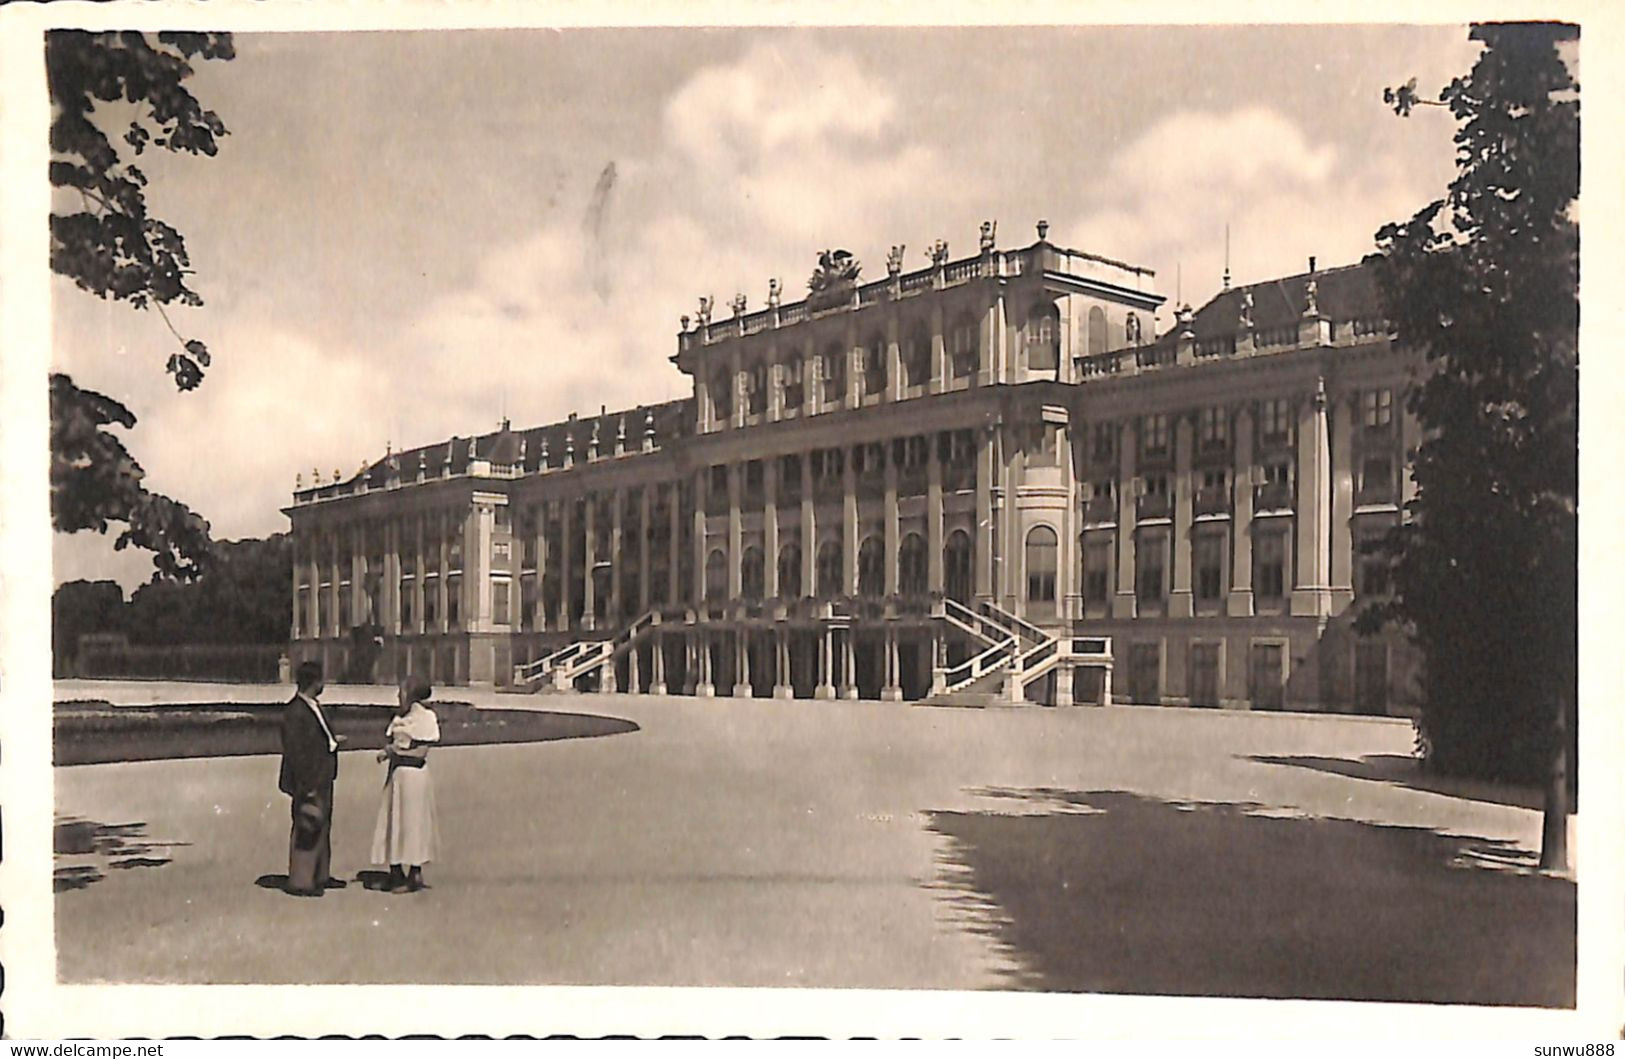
left=883, top=445, right=900, bottom=595
left=1228, top=405, right=1255, bottom=616
left=929, top=303, right=947, bottom=395
left=1113, top=420, right=1138, bottom=619
left=628, top=640, right=641, bottom=694
left=471, top=502, right=493, bottom=631
left=290, top=539, right=302, bottom=641
left=693, top=469, right=709, bottom=606
left=885, top=315, right=903, bottom=402
left=774, top=629, right=793, bottom=699
left=668, top=482, right=682, bottom=608
left=650, top=629, right=667, bottom=695
left=927, top=437, right=945, bottom=592
left=696, top=629, right=715, bottom=697
left=816, top=627, right=835, bottom=699
left=609, top=488, right=624, bottom=624
left=800, top=454, right=816, bottom=595
left=974, top=426, right=994, bottom=599
left=764, top=457, right=780, bottom=599
left=802, top=337, right=818, bottom=417
left=412, top=516, right=425, bottom=637
left=1292, top=383, right=1332, bottom=617
left=350, top=524, right=366, bottom=628
left=1169, top=413, right=1195, bottom=618
left=881, top=627, right=903, bottom=701
left=328, top=530, right=341, bottom=638
left=1329, top=392, right=1355, bottom=610
left=436, top=512, right=449, bottom=634
left=534, top=505, right=549, bottom=632
left=558, top=499, right=573, bottom=630
left=384, top=521, right=400, bottom=635
left=727, top=463, right=743, bottom=600
left=842, top=446, right=859, bottom=595
left=639, top=486, right=652, bottom=613
left=841, top=629, right=858, bottom=699
left=581, top=494, right=597, bottom=631
left=734, top=628, right=752, bottom=697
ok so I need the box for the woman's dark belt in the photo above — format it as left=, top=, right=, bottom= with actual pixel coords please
left=388, top=756, right=427, bottom=769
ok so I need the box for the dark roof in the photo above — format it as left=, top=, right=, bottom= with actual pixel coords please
left=338, top=397, right=694, bottom=490
left=1186, top=262, right=1379, bottom=338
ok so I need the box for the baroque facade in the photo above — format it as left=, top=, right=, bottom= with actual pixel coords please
left=285, top=221, right=1419, bottom=712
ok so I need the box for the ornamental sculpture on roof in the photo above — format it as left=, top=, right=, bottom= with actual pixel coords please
left=696, top=296, right=713, bottom=328
left=730, top=292, right=748, bottom=317
left=886, top=244, right=905, bottom=276
left=928, top=239, right=950, bottom=267
left=1239, top=290, right=1255, bottom=331
left=979, top=220, right=997, bottom=252
left=1304, top=275, right=1320, bottom=317
left=767, top=277, right=781, bottom=308
left=806, top=249, right=861, bottom=311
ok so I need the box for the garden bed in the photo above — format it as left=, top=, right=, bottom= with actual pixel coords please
left=53, top=700, right=638, bottom=766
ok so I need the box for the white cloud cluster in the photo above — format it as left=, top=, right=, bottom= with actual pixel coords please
left=1069, top=106, right=1435, bottom=311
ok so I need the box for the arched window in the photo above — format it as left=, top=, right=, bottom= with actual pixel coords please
left=898, top=533, right=928, bottom=596
left=863, top=333, right=888, bottom=396
left=858, top=537, right=885, bottom=597
left=704, top=548, right=727, bottom=601
left=816, top=540, right=843, bottom=596
left=711, top=369, right=733, bottom=421
left=1087, top=306, right=1108, bottom=357
left=1027, top=304, right=1059, bottom=371
left=1025, top=525, right=1058, bottom=606
left=820, top=344, right=846, bottom=407
left=741, top=545, right=765, bottom=601
left=747, top=362, right=767, bottom=417
left=904, top=323, right=932, bottom=389
left=782, top=358, right=804, bottom=411
left=949, top=315, right=978, bottom=379
left=778, top=543, right=803, bottom=599
left=944, top=530, right=973, bottom=604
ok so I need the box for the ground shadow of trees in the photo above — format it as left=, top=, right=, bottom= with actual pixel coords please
left=54, top=818, right=189, bottom=893
left=1247, top=753, right=1556, bottom=813
left=924, top=787, right=1574, bottom=1006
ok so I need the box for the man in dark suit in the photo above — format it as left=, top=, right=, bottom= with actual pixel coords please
left=279, top=661, right=345, bottom=896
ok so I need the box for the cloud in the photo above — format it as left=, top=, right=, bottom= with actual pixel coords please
left=1068, top=106, right=1437, bottom=315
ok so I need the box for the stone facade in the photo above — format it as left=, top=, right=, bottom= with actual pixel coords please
left=285, top=223, right=1418, bottom=713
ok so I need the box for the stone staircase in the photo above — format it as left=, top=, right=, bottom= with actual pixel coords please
left=924, top=598, right=1111, bottom=708
left=512, top=609, right=657, bottom=692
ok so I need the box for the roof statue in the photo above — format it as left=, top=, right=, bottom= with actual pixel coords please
left=696, top=296, right=713, bottom=328
left=927, top=239, right=950, bottom=267
left=806, top=249, right=861, bottom=311
left=1239, top=290, right=1255, bottom=331
left=886, top=244, right=905, bottom=277
left=767, top=278, right=781, bottom=309
left=979, top=220, right=997, bottom=252
left=1304, top=275, right=1320, bottom=317
left=730, top=292, right=748, bottom=317
left=1125, top=313, right=1143, bottom=346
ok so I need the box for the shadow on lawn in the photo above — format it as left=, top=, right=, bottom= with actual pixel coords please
left=54, top=818, right=189, bottom=893
left=924, top=787, right=1575, bottom=1007
left=1247, top=753, right=1554, bottom=813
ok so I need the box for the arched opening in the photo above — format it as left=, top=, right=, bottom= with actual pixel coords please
left=711, top=369, right=733, bottom=422
left=816, top=540, right=843, bottom=597
left=781, top=358, right=804, bottom=411
left=746, top=361, right=767, bottom=417
left=1025, top=525, right=1059, bottom=614
left=778, top=543, right=803, bottom=599
left=858, top=537, right=885, bottom=597
left=899, top=532, right=928, bottom=596
left=949, top=314, right=978, bottom=380
left=820, top=343, right=846, bottom=407
left=863, top=333, right=888, bottom=397
left=1087, top=306, right=1108, bottom=357
left=1027, top=303, right=1060, bottom=371
left=904, top=323, right=932, bottom=389
left=944, top=530, right=973, bottom=604
left=704, top=548, right=727, bottom=601
left=741, top=545, right=765, bottom=602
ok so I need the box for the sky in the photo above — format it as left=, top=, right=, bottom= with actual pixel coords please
left=50, top=23, right=1481, bottom=591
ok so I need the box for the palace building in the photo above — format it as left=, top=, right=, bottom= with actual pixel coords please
left=284, top=221, right=1419, bottom=712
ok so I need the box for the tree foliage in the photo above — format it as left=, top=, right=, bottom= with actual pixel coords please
left=1363, top=23, right=1578, bottom=785
left=48, top=30, right=235, bottom=581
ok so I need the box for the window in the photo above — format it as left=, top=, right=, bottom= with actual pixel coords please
left=448, top=535, right=463, bottom=571
left=1087, top=306, right=1108, bottom=356
left=944, top=530, right=973, bottom=603
left=399, top=585, right=413, bottom=630
left=1199, top=407, right=1229, bottom=451
left=493, top=540, right=511, bottom=562
left=782, top=359, right=805, bottom=410
left=711, top=369, right=733, bottom=421
left=950, top=317, right=978, bottom=378
left=1259, top=398, right=1292, bottom=445
left=778, top=543, right=803, bottom=598
left=1025, top=526, right=1058, bottom=605
left=858, top=537, right=885, bottom=597
left=1255, top=531, right=1286, bottom=602
left=521, top=576, right=538, bottom=630
left=741, top=546, right=765, bottom=602
left=1142, top=414, right=1169, bottom=457
left=709, top=464, right=729, bottom=499
left=1083, top=537, right=1112, bottom=605
left=423, top=577, right=438, bottom=628
left=1027, top=305, right=1059, bottom=371
left=1363, top=388, right=1394, bottom=429
left=1195, top=535, right=1224, bottom=602
left=899, top=533, right=928, bottom=596
left=1091, top=422, right=1116, bottom=463
left=1359, top=455, right=1395, bottom=505
left=863, top=334, right=888, bottom=395
left=446, top=575, right=461, bottom=629
left=1142, top=474, right=1169, bottom=499
left=856, top=442, right=885, bottom=479
left=492, top=579, right=511, bottom=624
left=779, top=453, right=802, bottom=494
left=744, top=459, right=764, bottom=497
left=704, top=549, right=727, bottom=600
left=904, top=324, right=932, bottom=388
left=820, top=345, right=847, bottom=406
left=1136, top=533, right=1165, bottom=603
left=1357, top=527, right=1393, bottom=597
left=817, top=540, right=843, bottom=596
left=747, top=362, right=768, bottom=416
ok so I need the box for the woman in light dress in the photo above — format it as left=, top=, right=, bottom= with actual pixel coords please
left=372, top=678, right=441, bottom=893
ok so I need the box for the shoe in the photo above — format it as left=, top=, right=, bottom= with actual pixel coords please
left=321, top=877, right=348, bottom=890
left=285, top=886, right=323, bottom=898
left=406, top=868, right=425, bottom=892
